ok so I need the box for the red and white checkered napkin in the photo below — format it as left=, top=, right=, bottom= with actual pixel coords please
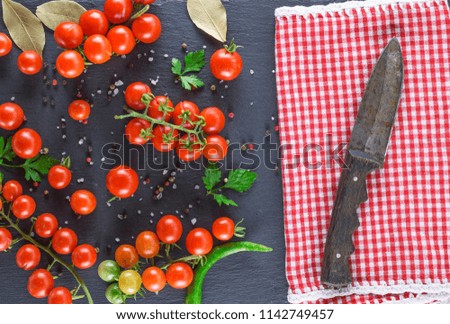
left=275, top=0, right=450, bottom=303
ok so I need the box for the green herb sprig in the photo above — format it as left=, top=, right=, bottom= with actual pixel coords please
left=171, top=50, right=206, bottom=91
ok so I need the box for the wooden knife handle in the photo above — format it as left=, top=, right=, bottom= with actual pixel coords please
left=321, top=150, right=379, bottom=288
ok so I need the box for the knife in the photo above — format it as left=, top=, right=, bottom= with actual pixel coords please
left=320, top=38, right=404, bottom=288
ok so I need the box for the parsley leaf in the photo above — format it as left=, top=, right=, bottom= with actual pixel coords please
left=171, top=58, right=182, bottom=75
left=213, top=194, right=238, bottom=207
left=22, top=155, right=59, bottom=182
left=223, top=169, right=257, bottom=193
left=180, top=75, right=205, bottom=91
left=171, top=50, right=205, bottom=91
left=202, top=165, right=222, bottom=191
left=183, top=50, right=205, bottom=74
left=0, top=137, right=16, bottom=163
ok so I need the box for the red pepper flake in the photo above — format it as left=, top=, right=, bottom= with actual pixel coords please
left=228, top=112, right=234, bottom=119
left=33, top=182, right=39, bottom=187
left=82, top=119, right=88, bottom=125
left=248, top=143, right=254, bottom=150
left=52, top=79, right=58, bottom=86
left=274, top=125, right=279, bottom=132
left=86, top=157, right=92, bottom=163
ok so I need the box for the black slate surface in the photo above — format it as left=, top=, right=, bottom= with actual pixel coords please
left=0, top=0, right=330, bottom=304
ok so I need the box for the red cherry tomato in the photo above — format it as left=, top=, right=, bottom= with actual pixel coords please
left=135, top=231, right=160, bottom=258
left=0, top=32, right=12, bottom=57
left=104, top=0, right=133, bottom=24
left=131, top=14, right=161, bottom=44
left=72, top=244, right=97, bottom=269
left=11, top=128, right=42, bottom=159
left=35, top=213, right=59, bottom=238
left=56, top=50, right=85, bottom=79
left=156, top=214, right=182, bottom=244
left=70, top=190, right=97, bottom=215
left=142, top=266, right=166, bottom=293
left=2, top=180, right=23, bottom=202
left=0, top=228, right=12, bottom=252
left=106, top=165, right=139, bottom=198
left=17, top=51, right=42, bottom=75
left=84, top=34, right=112, bottom=64
left=176, top=134, right=203, bottom=162
left=166, top=262, right=193, bottom=289
left=52, top=228, right=78, bottom=255
left=152, top=125, right=178, bottom=152
left=79, top=9, right=109, bottom=36
left=28, top=269, right=54, bottom=298
left=212, top=217, right=235, bottom=241
left=203, top=134, right=228, bottom=161
left=148, top=96, right=173, bottom=121
left=54, top=22, right=84, bottom=49
left=68, top=99, right=91, bottom=121
left=48, top=165, right=72, bottom=189
left=0, top=102, right=24, bottom=130
left=125, top=82, right=151, bottom=110
left=173, top=101, right=200, bottom=129
left=12, top=195, right=36, bottom=219
left=201, top=107, right=225, bottom=134
left=210, top=48, right=243, bottom=81
left=107, top=25, right=135, bottom=55
left=48, top=287, right=73, bottom=304
left=115, top=244, right=139, bottom=269
left=16, top=244, right=41, bottom=270
left=185, top=228, right=213, bottom=256
left=125, top=118, right=151, bottom=145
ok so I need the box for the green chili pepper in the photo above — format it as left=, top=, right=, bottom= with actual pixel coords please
left=185, top=241, right=272, bottom=304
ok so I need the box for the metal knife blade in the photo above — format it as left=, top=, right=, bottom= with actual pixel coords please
left=320, top=38, right=404, bottom=288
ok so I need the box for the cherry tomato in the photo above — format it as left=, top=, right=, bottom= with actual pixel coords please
left=52, top=228, right=78, bottom=255
left=11, top=128, right=42, bottom=159
left=203, top=134, right=228, bottom=161
left=35, top=213, right=59, bottom=238
left=2, top=180, right=22, bottom=202
left=98, top=260, right=121, bottom=282
left=54, top=22, right=84, bottom=49
left=104, top=0, right=133, bottom=24
left=106, top=165, right=139, bottom=198
left=84, top=34, right=112, bottom=64
left=135, top=0, right=155, bottom=4
left=118, top=269, right=142, bottom=295
left=48, top=287, right=72, bottom=304
left=131, top=14, right=161, bottom=44
left=0, top=102, right=24, bottom=130
left=135, top=231, right=160, bottom=258
left=166, top=262, right=193, bottom=289
left=0, top=32, right=12, bottom=57
left=156, top=214, right=182, bottom=244
left=176, top=134, right=203, bottom=162
left=0, top=228, right=12, bottom=252
left=173, top=101, right=200, bottom=129
left=12, top=195, right=36, bottom=219
left=16, top=244, right=41, bottom=270
left=115, top=244, right=139, bottom=269
left=79, top=9, right=109, bottom=36
left=107, top=25, right=135, bottom=55
left=210, top=47, right=243, bottom=81
left=105, top=282, right=124, bottom=304
left=48, top=165, right=72, bottom=190
left=124, top=82, right=151, bottom=110
left=201, top=107, right=225, bottom=134
left=70, top=189, right=97, bottom=215
left=148, top=96, right=173, bottom=121
left=142, top=266, right=166, bottom=293
left=152, top=125, right=178, bottom=152
left=186, top=228, right=213, bottom=256
left=125, top=118, right=151, bottom=145
left=72, top=244, right=97, bottom=269
left=27, top=269, right=54, bottom=298
left=212, top=217, right=235, bottom=241
left=56, top=50, right=85, bottom=79
left=17, top=51, right=42, bottom=75
left=68, top=99, right=90, bottom=121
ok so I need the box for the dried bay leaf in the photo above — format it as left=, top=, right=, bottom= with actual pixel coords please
left=36, top=0, right=86, bottom=31
left=2, top=0, right=45, bottom=55
left=187, top=0, right=227, bottom=43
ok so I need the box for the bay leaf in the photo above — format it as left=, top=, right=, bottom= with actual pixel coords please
left=187, top=0, right=227, bottom=43
left=1, top=0, right=45, bottom=55
left=36, top=0, right=86, bottom=31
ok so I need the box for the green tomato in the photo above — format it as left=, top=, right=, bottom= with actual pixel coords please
left=105, top=282, right=125, bottom=304
left=98, top=260, right=121, bottom=282
left=118, top=270, right=142, bottom=295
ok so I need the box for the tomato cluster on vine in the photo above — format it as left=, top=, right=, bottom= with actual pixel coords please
left=98, top=214, right=245, bottom=303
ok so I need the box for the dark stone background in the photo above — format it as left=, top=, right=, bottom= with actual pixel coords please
left=0, top=0, right=331, bottom=304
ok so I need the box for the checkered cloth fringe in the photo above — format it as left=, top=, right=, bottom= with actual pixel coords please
left=275, top=0, right=450, bottom=303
